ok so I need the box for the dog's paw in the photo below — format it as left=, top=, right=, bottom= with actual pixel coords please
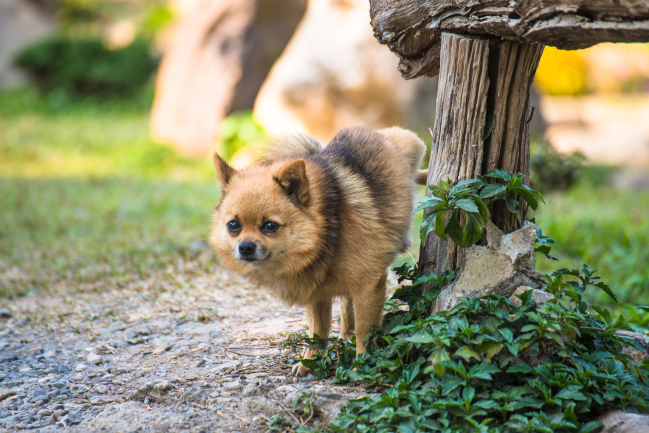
left=291, top=362, right=311, bottom=377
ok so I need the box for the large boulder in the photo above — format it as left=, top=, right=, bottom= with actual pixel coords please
left=253, top=0, right=438, bottom=142
left=150, top=0, right=307, bottom=155
left=597, top=411, right=649, bottom=433
left=0, top=0, right=56, bottom=88
left=432, top=221, right=547, bottom=314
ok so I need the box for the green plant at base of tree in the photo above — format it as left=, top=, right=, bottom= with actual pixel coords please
left=416, top=170, right=544, bottom=247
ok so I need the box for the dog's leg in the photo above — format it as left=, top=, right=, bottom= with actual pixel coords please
left=292, top=299, right=332, bottom=376
left=340, top=296, right=355, bottom=340
left=353, top=273, right=387, bottom=355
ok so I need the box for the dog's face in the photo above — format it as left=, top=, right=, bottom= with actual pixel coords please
left=210, top=154, right=323, bottom=280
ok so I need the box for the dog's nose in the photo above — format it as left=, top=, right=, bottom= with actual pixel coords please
left=238, top=241, right=256, bottom=257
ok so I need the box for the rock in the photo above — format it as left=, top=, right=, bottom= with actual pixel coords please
left=616, top=331, right=649, bottom=363
left=0, top=388, right=16, bottom=401
left=243, top=396, right=278, bottom=414
left=94, top=384, right=109, bottom=394
left=241, top=384, right=260, bottom=397
left=87, top=353, right=103, bottom=365
left=75, top=364, right=86, bottom=372
left=0, top=308, right=12, bottom=318
left=196, top=359, right=206, bottom=368
left=150, top=0, right=307, bottom=155
left=508, top=286, right=554, bottom=307
left=598, top=410, right=649, bottom=433
left=221, top=380, right=243, bottom=391
left=209, top=329, right=221, bottom=339
left=432, top=221, right=547, bottom=314
left=129, top=381, right=173, bottom=403
left=254, top=0, right=438, bottom=143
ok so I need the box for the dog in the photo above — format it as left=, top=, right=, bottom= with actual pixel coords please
left=209, top=126, right=426, bottom=375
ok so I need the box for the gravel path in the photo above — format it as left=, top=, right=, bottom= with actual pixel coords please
left=0, top=262, right=369, bottom=432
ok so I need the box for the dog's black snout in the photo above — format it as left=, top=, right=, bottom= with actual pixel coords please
left=238, top=241, right=256, bottom=257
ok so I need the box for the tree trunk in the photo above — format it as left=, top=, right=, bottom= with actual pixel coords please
left=418, top=32, right=544, bottom=279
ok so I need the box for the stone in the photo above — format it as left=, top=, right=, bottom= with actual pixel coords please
left=150, top=0, right=307, bottom=155
left=129, top=381, right=173, bottom=403
left=432, top=221, right=547, bottom=314
left=75, top=364, right=86, bottom=372
left=0, top=388, right=16, bottom=401
left=94, top=384, right=109, bottom=394
left=241, top=384, right=259, bottom=397
left=221, top=380, right=243, bottom=391
left=508, top=286, right=554, bottom=307
left=0, top=308, right=12, bottom=318
left=209, top=329, right=221, bottom=339
left=87, top=353, right=103, bottom=365
left=616, top=331, right=649, bottom=363
left=254, top=0, right=438, bottom=144
left=598, top=410, right=649, bottom=433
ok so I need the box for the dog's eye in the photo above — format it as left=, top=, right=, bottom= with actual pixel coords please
left=227, top=220, right=241, bottom=232
left=262, top=221, right=279, bottom=233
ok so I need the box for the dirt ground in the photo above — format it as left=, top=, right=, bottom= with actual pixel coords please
left=0, top=256, right=373, bottom=432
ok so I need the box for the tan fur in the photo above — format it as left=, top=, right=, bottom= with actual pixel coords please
left=210, top=126, right=426, bottom=375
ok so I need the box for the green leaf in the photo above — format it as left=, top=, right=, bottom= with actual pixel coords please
left=479, top=183, right=506, bottom=199
left=577, top=421, right=604, bottom=433
left=413, top=196, right=443, bottom=213
left=414, top=273, right=438, bottom=286
left=484, top=169, right=511, bottom=181
left=469, top=195, right=490, bottom=222
left=434, top=210, right=447, bottom=240
left=474, top=341, right=503, bottom=360
left=636, top=306, right=649, bottom=312
left=595, top=281, right=618, bottom=303
left=456, top=199, right=479, bottom=213
left=426, top=347, right=450, bottom=378
left=445, top=209, right=465, bottom=246
left=406, top=332, right=435, bottom=344
left=442, top=377, right=464, bottom=396
left=454, top=346, right=480, bottom=362
left=505, top=196, right=521, bottom=221
left=463, top=212, right=484, bottom=247
left=513, top=186, right=541, bottom=211
left=507, top=364, right=533, bottom=374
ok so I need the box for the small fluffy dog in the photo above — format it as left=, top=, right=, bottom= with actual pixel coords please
left=210, top=126, right=426, bottom=375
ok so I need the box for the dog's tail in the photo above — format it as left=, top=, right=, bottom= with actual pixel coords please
left=258, top=134, right=325, bottom=165
left=417, top=169, right=428, bottom=186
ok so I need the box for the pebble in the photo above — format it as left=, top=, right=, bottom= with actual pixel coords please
left=209, top=329, right=221, bottom=338
left=0, top=308, right=12, bottom=318
left=196, top=359, right=206, bottom=367
left=87, top=353, right=103, bottom=365
left=241, top=384, right=259, bottom=397
left=221, top=380, right=243, bottom=391
left=95, top=384, right=109, bottom=394
left=0, top=388, right=16, bottom=401
left=75, top=364, right=87, bottom=372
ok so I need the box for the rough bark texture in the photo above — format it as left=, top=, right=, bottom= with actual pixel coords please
left=370, top=0, right=649, bottom=78
left=150, top=0, right=306, bottom=155
left=418, top=33, right=544, bottom=278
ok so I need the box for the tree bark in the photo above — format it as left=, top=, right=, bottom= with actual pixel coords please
left=418, top=33, right=544, bottom=279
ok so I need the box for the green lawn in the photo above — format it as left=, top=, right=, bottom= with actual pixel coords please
left=0, top=89, right=219, bottom=297
left=1, top=89, right=647, bottom=329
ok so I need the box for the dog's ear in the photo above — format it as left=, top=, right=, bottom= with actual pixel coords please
left=276, top=159, right=309, bottom=206
left=213, top=153, right=235, bottom=186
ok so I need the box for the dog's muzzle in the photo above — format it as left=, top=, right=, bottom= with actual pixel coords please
left=234, top=241, right=267, bottom=262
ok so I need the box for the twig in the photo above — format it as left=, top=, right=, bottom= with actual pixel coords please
left=428, top=127, right=434, bottom=140
left=279, top=403, right=301, bottom=425
left=301, top=404, right=315, bottom=426
left=188, top=402, right=208, bottom=410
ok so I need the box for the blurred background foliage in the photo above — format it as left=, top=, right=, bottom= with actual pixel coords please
left=0, top=0, right=647, bottom=330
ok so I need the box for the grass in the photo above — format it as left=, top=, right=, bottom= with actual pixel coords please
left=0, top=88, right=647, bottom=330
left=532, top=172, right=649, bottom=329
left=0, top=89, right=219, bottom=298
